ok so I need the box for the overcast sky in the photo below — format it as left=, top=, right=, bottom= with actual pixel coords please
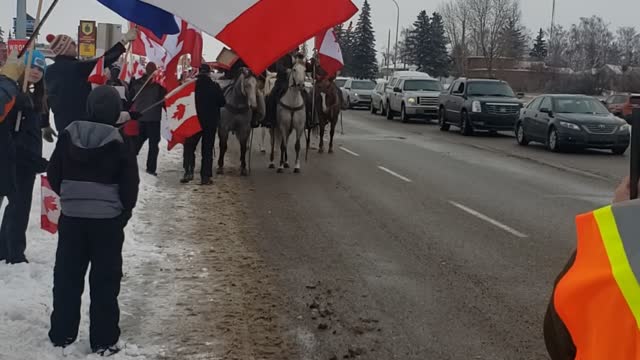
left=2, top=0, right=638, bottom=62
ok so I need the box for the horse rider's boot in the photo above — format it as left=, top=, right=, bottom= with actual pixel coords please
left=180, top=167, right=194, bottom=183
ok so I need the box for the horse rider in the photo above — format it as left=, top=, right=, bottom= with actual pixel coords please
left=265, top=50, right=299, bottom=128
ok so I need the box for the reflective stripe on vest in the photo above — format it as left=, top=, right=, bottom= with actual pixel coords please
left=554, top=199, right=640, bottom=360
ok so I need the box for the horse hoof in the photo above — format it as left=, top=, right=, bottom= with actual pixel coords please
left=294, top=168, right=301, bottom=174
left=277, top=168, right=284, bottom=173
left=240, top=168, right=248, bottom=176
left=216, top=168, right=224, bottom=175
left=284, top=163, right=290, bottom=169
left=318, top=148, right=324, bottom=154
left=268, top=163, right=275, bottom=169
left=328, top=149, right=334, bottom=154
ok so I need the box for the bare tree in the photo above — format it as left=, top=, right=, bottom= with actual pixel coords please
left=616, top=27, right=640, bottom=66
left=466, top=0, right=516, bottom=75
left=566, top=16, right=615, bottom=71
left=547, top=25, right=569, bottom=67
left=439, top=0, right=469, bottom=76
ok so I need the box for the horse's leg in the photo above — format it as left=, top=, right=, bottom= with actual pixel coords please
left=283, top=120, right=290, bottom=169
left=269, top=128, right=276, bottom=169
left=294, top=121, right=303, bottom=174
left=318, top=119, right=326, bottom=153
left=217, top=127, right=228, bottom=175
left=329, top=117, right=337, bottom=154
left=239, top=128, right=249, bottom=176
left=278, top=136, right=286, bottom=173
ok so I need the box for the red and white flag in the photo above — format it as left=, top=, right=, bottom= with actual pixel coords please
left=161, top=80, right=201, bottom=150
left=315, top=28, right=344, bottom=77
left=41, top=176, right=60, bottom=234
left=139, top=0, right=358, bottom=73
left=120, top=59, right=145, bottom=83
left=88, top=57, right=107, bottom=85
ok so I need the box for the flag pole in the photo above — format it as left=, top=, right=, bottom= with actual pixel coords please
left=15, top=0, right=45, bottom=132
left=17, top=0, right=60, bottom=58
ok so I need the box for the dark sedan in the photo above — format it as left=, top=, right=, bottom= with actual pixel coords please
left=515, top=95, right=630, bottom=154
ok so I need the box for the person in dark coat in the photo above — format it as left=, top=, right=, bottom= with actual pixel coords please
left=264, top=51, right=296, bottom=128
left=181, top=64, right=226, bottom=185
left=45, top=28, right=138, bottom=132
left=0, top=54, right=25, bottom=204
left=129, top=62, right=167, bottom=176
left=0, top=50, right=50, bottom=264
left=47, top=85, right=139, bottom=356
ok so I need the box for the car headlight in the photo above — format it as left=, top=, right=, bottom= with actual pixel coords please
left=354, top=93, right=359, bottom=97
left=619, top=124, right=631, bottom=132
left=559, top=121, right=581, bottom=131
left=471, top=101, right=482, bottom=113
left=408, top=97, right=416, bottom=104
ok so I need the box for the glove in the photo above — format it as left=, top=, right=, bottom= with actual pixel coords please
left=0, top=53, right=26, bottom=82
left=42, top=126, right=57, bottom=143
left=122, top=28, right=139, bottom=44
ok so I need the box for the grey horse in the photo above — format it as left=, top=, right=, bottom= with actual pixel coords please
left=217, top=69, right=262, bottom=176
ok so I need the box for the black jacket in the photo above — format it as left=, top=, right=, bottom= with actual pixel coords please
left=45, top=42, right=126, bottom=131
left=195, top=74, right=225, bottom=128
left=6, top=92, right=48, bottom=174
left=47, top=121, right=139, bottom=219
left=0, top=76, right=20, bottom=197
left=128, top=76, right=166, bottom=122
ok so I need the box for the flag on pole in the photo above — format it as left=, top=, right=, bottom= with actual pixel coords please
left=41, top=176, right=60, bottom=234
left=96, top=0, right=180, bottom=37
left=315, top=28, right=344, bottom=77
left=120, top=59, right=144, bottom=83
left=88, top=57, right=107, bottom=85
left=136, top=0, right=358, bottom=73
left=161, top=80, right=201, bottom=150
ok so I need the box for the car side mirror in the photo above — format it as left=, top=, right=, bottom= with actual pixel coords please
left=393, top=87, right=401, bottom=93
left=517, top=92, right=525, bottom=99
left=600, top=100, right=608, bottom=106
left=540, top=107, right=553, bottom=116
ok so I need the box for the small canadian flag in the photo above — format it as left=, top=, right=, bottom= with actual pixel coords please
left=41, top=175, right=61, bottom=234
left=120, top=60, right=145, bottom=84
left=88, top=57, right=107, bottom=85
left=161, top=80, right=201, bottom=150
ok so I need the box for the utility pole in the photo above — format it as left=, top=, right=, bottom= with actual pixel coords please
left=392, top=0, right=399, bottom=72
left=549, top=0, right=556, bottom=62
left=16, top=0, right=27, bottom=39
left=386, top=29, right=391, bottom=76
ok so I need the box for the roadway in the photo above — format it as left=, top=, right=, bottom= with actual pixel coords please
left=240, top=109, right=627, bottom=359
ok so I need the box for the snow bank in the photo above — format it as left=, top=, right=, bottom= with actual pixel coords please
left=0, top=141, right=167, bottom=360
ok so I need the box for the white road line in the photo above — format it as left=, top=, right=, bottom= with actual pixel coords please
left=339, top=146, right=360, bottom=157
left=448, top=201, right=528, bottom=238
left=378, top=166, right=412, bottom=183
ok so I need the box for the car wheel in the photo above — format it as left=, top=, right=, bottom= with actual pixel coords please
left=386, top=102, right=394, bottom=120
left=612, top=147, right=628, bottom=155
left=516, top=122, right=529, bottom=146
left=460, top=111, right=474, bottom=136
left=439, top=108, right=450, bottom=131
left=400, top=104, right=410, bottom=123
left=547, top=127, right=563, bottom=152
left=370, top=102, right=377, bottom=114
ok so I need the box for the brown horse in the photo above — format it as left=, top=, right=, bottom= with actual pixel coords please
left=314, top=78, right=343, bottom=153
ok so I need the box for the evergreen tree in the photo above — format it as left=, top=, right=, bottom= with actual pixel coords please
left=530, top=28, right=548, bottom=60
left=336, top=22, right=355, bottom=76
left=351, top=0, right=377, bottom=79
left=411, top=11, right=431, bottom=71
left=426, top=12, right=450, bottom=77
left=501, top=19, right=528, bottom=59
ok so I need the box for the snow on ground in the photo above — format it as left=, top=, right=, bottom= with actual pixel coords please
left=0, top=141, right=175, bottom=360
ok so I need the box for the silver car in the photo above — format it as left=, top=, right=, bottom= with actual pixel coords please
left=343, top=79, right=377, bottom=109
left=386, top=76, right=443, bottom=122
left=370, top=81, right=387, bottom=115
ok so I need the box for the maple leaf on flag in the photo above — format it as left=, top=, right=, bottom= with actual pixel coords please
left=44, top=196, right=58, bottom=212
left=172, top=104, right=186, bottom=121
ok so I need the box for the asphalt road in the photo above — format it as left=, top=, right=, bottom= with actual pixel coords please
left=239, top=109, right=627, bottom=360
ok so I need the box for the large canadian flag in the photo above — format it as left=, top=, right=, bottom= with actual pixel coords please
left=139, top=0, right=358, bottom=73
left=315, top=28, right=344, bottom=77
left=41, top=176, right=61, bottom=234
left=132, top=18, right=203, bottom=92
left=161, top=80, right=201, bottom=150
left=88, top=57, right=107, bottom=85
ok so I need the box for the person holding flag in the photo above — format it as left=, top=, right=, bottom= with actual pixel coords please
left=45, top=28, right=139, bottom=132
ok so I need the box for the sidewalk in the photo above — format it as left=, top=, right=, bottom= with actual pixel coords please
left=0, top=142, right=296, bottom=359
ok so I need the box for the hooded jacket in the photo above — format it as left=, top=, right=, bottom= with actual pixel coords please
left=47, top=86, right=139, bottom=219
left=0, top=75, right=20, bottom=197
left=45, top=42, right=126, bottom=131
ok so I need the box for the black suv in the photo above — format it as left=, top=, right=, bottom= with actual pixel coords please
left=438, top=78, right=523, bottom=136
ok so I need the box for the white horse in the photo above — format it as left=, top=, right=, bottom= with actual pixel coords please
left=260, top=71, right=277, bottom=153
left=274, top=62, right=306, bottom=173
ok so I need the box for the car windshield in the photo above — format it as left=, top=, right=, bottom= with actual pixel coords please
left=553, top=97, right=610, bottom=114
left=467, top=82, right=515, bottom=97
left=403, top=80, right=441, bottom=91
left=351, top=81, right=376, bottom=90
left=335, top=79, right=347, bottom=88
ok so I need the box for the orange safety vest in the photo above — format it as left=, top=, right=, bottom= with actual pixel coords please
left=554, top=200, right=640, bottom=359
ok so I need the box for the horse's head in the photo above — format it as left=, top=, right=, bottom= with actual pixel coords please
left=289, top=62, right=306, bottom=90
left=240, top=68, right=258, bottom=110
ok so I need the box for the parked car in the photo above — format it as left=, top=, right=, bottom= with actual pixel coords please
left=438, top=78, right=523, bottom=136
left=604, top=93, right=640, bottom=123
left=515, top=95, right=630, bottom=154
left=370, top=81, right=387, bottom=114
left=384, top=74, right=442, bottom=122
left=343, top=79, right=376, bottom=109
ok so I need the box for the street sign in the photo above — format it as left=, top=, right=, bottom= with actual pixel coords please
left=13, top=14, right=35, bottom=38
left=7, top=39, right=28, bottom=57
left=78, top=20, right=97, bottom=58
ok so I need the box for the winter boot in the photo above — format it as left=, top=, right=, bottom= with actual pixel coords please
left=200, top=177, right=213, bottom=185
left=95, top=344, right=122, bottom=357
